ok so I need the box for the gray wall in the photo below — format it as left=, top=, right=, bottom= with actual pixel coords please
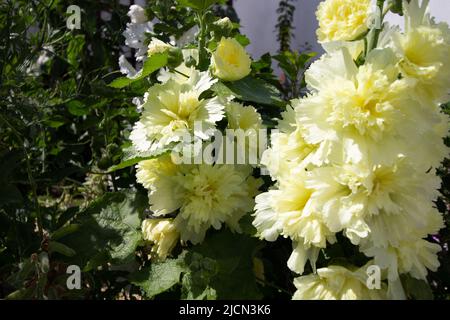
left=234, top=0, right=450, bottom=59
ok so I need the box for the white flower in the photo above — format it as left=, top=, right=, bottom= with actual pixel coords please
left=316, top=0, right=371, bottom=43
left=361, top=238, right=441, bottom=281
left=142, top=218, right=179, bottom=260
left=123, top=22, right=153, bottom=62
left=254, top=0, right=449, bottom=295
left=299, top=47, right=445, bottom=169
left=26, top=46, right=53, bottom=76
left=388, top=0, right=450, bottom=103
left=122, top=4, right=154, bottom=62
left=128, top=4, right=147, bottom=24
left=304, top=157, right=442, bottom=245
left=253, top=171, right=335, bottom=274
left=293, top=264, right=388, bottom=300
left=260, top=105, right=317, bottom=181
left=137, top=155, right=261, bottom=244
left=118, top=54, right=138, bottom=78
left=130, top=70, right=224, bottom=152
left=177, top=26, right=199, bottom=47
left=147, top=38, right=172, bottom=56
left=221, top=102, right=265, bottom=166
left=226, top=102, right=262, bottom=131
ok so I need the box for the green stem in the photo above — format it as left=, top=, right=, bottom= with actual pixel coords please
left=173, top=69, right=189, bottom=78
left=366, top=0, right=386, bottom=55
left=196, top=11, right=208, bottom=71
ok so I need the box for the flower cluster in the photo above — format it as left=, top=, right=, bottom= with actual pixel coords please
left=121, top=5, right=259, bottom=260
left=119, top=5, right=154, bottom=78
left=137, top=155, right=261, bottom=245
left=254, top=0, right=449, bottom=299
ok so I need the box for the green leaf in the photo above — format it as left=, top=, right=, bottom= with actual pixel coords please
left=234, top=34, right=250, bottom=47
left=178, top=0, right=226, bottom=11
left=401, top=274, right=434, bottom=300
left=44, top=115, right=67, bottom=128
left=51, top=224, right=80, bottom=240
left=188, top=229, right=263, bottom=299
left=56, top=191, right=147, bottom=269
left=108, top=53, right=169, bottom=89
left=274, top=51, right=316, bottom=82
left=238, top=214, right=257, bottom=236
left=48, top=241, right=76, bottom=257
left=181, top=252, right=218, bottom=299
left=66, top=35, right=85, bottom=67
left=129, top=253, right=187, bottom=298
left=107, top=144, right=173, bottom=172
left=67, top=99, right=89, bottom=116
left=5, top=287, right=35, bottom=300
left=129, top=230, right=262, bottom=299
left=214, top=76, right=285, bottom=107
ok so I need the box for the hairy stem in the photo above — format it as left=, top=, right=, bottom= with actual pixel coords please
left=196, top=11, right=209, bottom=71
left=366, top=0, right=386, bottom=55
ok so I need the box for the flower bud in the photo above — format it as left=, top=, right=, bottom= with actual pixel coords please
left=211, top=37, right=252, bottom=82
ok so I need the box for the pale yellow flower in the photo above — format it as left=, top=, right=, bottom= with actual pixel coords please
left=130, top=70, right=224, bottom=152
left=293, top=264, right=388, bottom=300
left=141, top=218, right=179, bottom=260
left=137, top=155, right=261, bottom=244
left=147, top=38, right=172, bottom=57
left=226, top=102, right=262, bottom=131
left=221, top=102, right=265, bottom=166
left=316, top=0, right=371, bottom=43
left=261, top=105, right=318, bottom=181
left=362, top=238, right=442, bottom=281
left=253, top=170, right=335, bottom=274
left=299, top=47, right=447, bottom=170
left=391, top=0, right=450, bottom=103
left=304, top=157, right=442, bottom=246
left=211, top=37, right=251, bottom=81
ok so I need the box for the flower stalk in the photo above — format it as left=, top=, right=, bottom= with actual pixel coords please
left=366, top=0, right=386, bottom=55
left=196, top=11, right=209, bottom=71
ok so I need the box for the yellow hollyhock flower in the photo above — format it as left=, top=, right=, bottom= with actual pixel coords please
left=316, top=0, right=371, bottom=43
left=137, top=155, right=261, bottom=244
left=362, top=238, right=442, bottom=282
left=391, top=0, right=450, bottom=103
left=211, top=37, right=251, bottom=81
left=260, top=105, right=317, bottom=181
left=298, top=47, right=448, bottom=170
left=141, top=218, right=179, bottom=260
left=293, top=264, right=388, bottom=300
left=130, top=70, right=225, bottom=152
left=147, top=38, right=172, bottom=56
left=253, top=170, right=336, bottom=274
left=226, top=102, right=262, bottom=131
left=222, top=102, right=265, bottom=165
